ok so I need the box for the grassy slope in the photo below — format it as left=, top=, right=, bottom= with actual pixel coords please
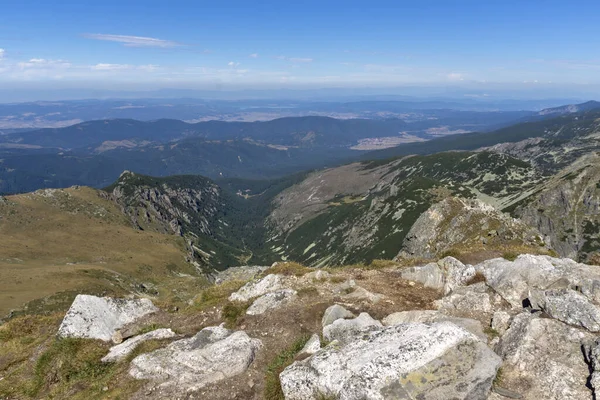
left=0, top=186, right=205, bottom=317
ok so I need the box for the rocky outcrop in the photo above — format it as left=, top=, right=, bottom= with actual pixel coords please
left=399, top=256, right=476, bottom=294
left=129, top=325, right=262, bottom=390
left=496, top=313, right=595, bottom=400
left=281, top=320, right=501, bottom=400
left=300, top=334, right=321, bottom=355
left=229, top=274, right=284, bottom=302
left=477, top=254, right=600, bottom=309
left=321, top=304, right=356, bottom=327
left=102, top=328, right=178, bottom=363
left=57, top=295, right=158, bottom=341
left=322, top=312, right=383, bottom=344
left=382, top=310, right=486, bottom=341
left=246, top=289, right=297, bottom=315
left=399, top=197, right=544, bottom=259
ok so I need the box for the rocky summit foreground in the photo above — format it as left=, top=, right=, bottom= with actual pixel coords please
left=3, top=254, right=600, bottom=399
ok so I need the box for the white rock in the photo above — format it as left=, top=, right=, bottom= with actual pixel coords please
left=435, top=282, right=498, bottom=316
left=304, top=270, right=331, bottom=281
left=57, top=295, right=158, bottom=341
left=246, top=289, right=297, bottom=315
left=491, top=311, right=511, bottom=336
left=102, top=328, right=177, bottom=363
left=477, top=254, right=600, bottom=308
left=321, top=304, right=355, bottom=328
left=229, top=274, right=284, bottom=302
left=129, top=325, right=262, bottom=391
left=400, top=262, right=445, bottom=290
left=300, top=334, right=321, bottom=355
left=382, top=310, right=486, bottom=341
left=530, top=288, right=600, bottom=332
left=438, top=256, right=476, bottom=295
left=496, top=312, right=594, bottom=400
left=281, top=321, right=501, bottom=400
left=322, top=312, right=383, bottom=344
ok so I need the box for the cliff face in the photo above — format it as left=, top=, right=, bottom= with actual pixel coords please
left=399, top=197, right=546, bottom=260
left=513, top=154, right=600, bottom=262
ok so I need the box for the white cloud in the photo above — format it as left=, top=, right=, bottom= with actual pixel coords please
left=91, top=63, right=132, bottom=71
left=446, top=72, right=465, bottom=81
left=274, top=56, right=313, bottom=63
left=82, top=33, right=183, bottom=48
left=228, top=61, right=240, bottom=67
left=17, top=59, right=72, bottom=69
left=249, top=53, right=259, bottom=58
left=0, top=49, right=5, bottom=60
left=288, top=57, right=313, bottom=63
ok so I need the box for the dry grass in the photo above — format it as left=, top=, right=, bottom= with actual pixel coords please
left=191, top=280, right=247, bottom=311
left=0, top=187, right=199, bottom=316
left=262, top=262, right=312, bottom=277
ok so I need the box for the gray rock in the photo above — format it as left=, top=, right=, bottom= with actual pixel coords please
left=586, top=338, right=600, bottom=395
left=57, top=295, right=158, bottom=341
left=382, top=310, right=486, bottom=341
left=321, top=304, right=355, bottom=328
left=399, top=257, right=476, bottom=295
left=228, top=274, right=284, bottom=302
left=477, top=254, right=600, bottom=309
left=491, top=311, right=512, bottom=336
left=400, top=262, right=445, bottom=290
left=304, top=270, right=331, bottom=281
left=129, top=325, right=262, bottom=391
left=435, top=282, right=500, bottom=317
left=246, top=289, right=297, bottom=315
left=342, top=286, right=384, bottom=303
left=300, top=334, right=321, bottom=355
left=496, top=312, right=594, bottom=400
left=438, top=256, right=476, bottom=295
left=322, top=312, right=383, bottom=344
left=529, top=288, right=600, bottom=332
left=280, top=321, right=501, bottom=400
left=102, top=328, right=177, bottom=363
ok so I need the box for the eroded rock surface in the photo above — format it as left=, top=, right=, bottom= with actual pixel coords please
left=57, top=295, right=158, bottom=341
left=281, top=321, right=501, bottom=400
left=102, top=328, right=177, bottom=363
left=129, top=325, right=262, bottom=390
left=229, top=274, right=284, bottom=302
left=246, top=289, right=297, bottom=315
left=496, top=313, right=594, bottom=400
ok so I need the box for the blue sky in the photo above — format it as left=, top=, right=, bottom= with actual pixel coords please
left=1, top=0, right=600, bottom=91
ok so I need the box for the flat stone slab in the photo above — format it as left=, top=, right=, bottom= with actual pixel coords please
left=57, top=295, right=158, bottom=341
left=129, top=325, right=262, bottom=391
left=281, top=321, right=501, bottom=400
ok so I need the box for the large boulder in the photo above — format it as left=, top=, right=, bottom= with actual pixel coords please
left=102, top=328, right=178, bottom=363
left=529, top=288, right=600, bottom=332
left=495, top=312, right=594, bottom=400
left=399, top=256, right=475, bottom=294
left=57, top=295, right=158, bottom=341
left=477, top=254, right=600, bottom=308
left=229, top=274, right=284, bottom=302
left=399, top=262, right=445, bottom=290
left=246, top=289, right=297, bottom=315
left=435, top=282, right=505, bottom=321
left=382, top=310, right=486, bottom=341
left=322, top=312, right=383, bottom=344
left=129, top=325, right=262, bottom=390
left=280, top=321, right=501, bottom=400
